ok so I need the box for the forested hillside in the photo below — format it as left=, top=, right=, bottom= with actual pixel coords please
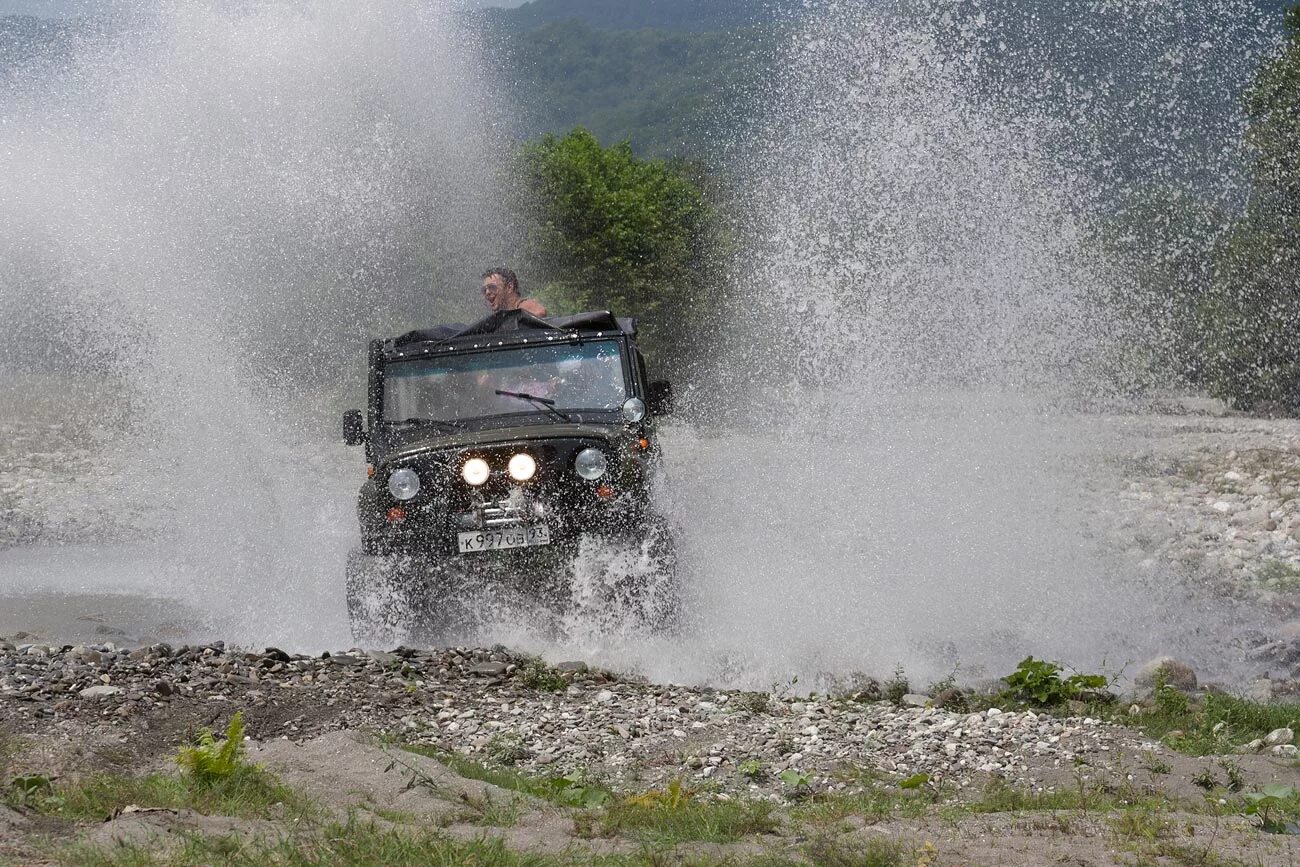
left=5, top=1, right=1296, bottom=159
left=500, top=21, right=777, bottom=159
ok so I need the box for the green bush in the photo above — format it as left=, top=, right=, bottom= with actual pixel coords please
left=1003, top=657, right=1107, bottom=707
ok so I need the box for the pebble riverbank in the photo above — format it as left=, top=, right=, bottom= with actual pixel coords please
left=0, top=640, right=1154, bottom=800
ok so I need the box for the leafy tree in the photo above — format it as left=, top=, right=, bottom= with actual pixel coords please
left=1244, top=5, right=1300, bottom=222
left=1196, top=6, right=1300, bottom=410
left=521, top=128, right=723, bottom=366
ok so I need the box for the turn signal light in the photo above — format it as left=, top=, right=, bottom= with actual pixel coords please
left=595, top=485, right=615, bottom=499
left=367, top=465, right=376, bottom=478
left=386, top=507, right=407, bottom=523
left=629, top=438, right=650, bottom=452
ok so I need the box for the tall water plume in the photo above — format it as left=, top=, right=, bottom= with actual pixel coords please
left=0, top=1, right=511, bottom=645
left=643, top=0, right=1279, bottom=688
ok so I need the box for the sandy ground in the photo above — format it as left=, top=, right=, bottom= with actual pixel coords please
left=3, top=718, right=1299, bottom=865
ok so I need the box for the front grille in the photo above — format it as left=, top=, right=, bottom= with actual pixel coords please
left=482, top=495, right=530, bottom=528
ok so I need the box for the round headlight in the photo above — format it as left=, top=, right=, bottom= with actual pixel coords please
left=574, top=447, right=608, bottom=481
left=508, top=453, right=537, bottom=482
left=461, top=457, right=490, bottom=486
left=388, top=468, right=421, bottom=501
left=621, top=397, right=647, bottom=423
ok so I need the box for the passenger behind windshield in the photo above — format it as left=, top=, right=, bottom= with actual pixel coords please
left=384, top=341, right=626, bottom=424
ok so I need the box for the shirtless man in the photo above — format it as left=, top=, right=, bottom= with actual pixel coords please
left=481, top=268, right=548, bottom=317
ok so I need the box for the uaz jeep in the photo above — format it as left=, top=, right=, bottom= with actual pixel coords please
left=341, top=309, right=677, bottom=642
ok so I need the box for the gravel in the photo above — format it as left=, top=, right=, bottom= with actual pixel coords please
left=0, top=641, right=1143, bottom=799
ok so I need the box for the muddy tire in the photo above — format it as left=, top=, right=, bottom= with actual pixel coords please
left=638, top=516, right=682, bottom=633
left=567, top=516, right=681, bottom=634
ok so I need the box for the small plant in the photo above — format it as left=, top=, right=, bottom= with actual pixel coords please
left=1219, top=758, right=1246, bottom=793
left=6, top=775, right=54, bottom=810
left=884, top=664, right=910, bottom=705
left=626, top=779, right=696, bottom=810
left=898, top=772, right=930, bottom=790
left=542, top=770, right=611, bottom=809
left=927, top=665, right=960, bottom=697
left=1003, top=656, right=1107, bottom=706
left=731, top=691, right=770, bottom=714
left=1243, top=783, right=1297, bottom=833
left=1191, top=768, right=1219, bottom=791
left=1153, top=670, right=1190, bottom=718
left=176, top=712, right=248, bottom=784
left=517, top=657, right=566, bottom=692
left=770, top=674, right=800, bottom=700
left=1140, top=753, right=1172, bottom=775
left=597, top=782, right=777, bottom=844
left=484, top=733, right=529, bottom=767
left=779, top=768, right=813, bottom=790
left=738, top=759, right=765, bottom=780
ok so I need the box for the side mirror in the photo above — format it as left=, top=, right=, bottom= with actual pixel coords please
left=342, top=409, right=366, bottom=446
left=648, top=380, right=674, bottom=416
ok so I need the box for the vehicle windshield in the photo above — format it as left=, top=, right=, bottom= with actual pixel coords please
left=383, top=340, right=628, bottom=424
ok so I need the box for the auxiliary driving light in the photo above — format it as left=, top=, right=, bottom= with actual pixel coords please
left=574, top=448, right=608, bottom=481
left=387, top=468, right=420, bottom=501
left=622, top=397, right=647, bottom=423
left=508, top=453, right=537, bottom=482
left=461, top=457, right=490, bottom=486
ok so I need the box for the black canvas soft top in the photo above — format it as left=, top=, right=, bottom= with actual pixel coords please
left=390, top=309, right=637, bottom=355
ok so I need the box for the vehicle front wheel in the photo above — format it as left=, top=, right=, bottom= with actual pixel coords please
left=344, top=549, right=466, bottom=647
left=566, top=516, right=682, bottom=634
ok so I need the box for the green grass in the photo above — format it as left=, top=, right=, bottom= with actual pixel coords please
left=399, top=745, right=612, bottom=810
left=790, top=767, right=945, bottom=826
left=963, top=778, right=1100, bottom=814
left=447, top=790, right=528, bottom=828
left=58, top=816, right=807, bottom=866
left=6, top=766, right=315, bottom=823
left=582, top=793, right=778, bottom=845
left=802, top=834, right=912, bottom=867
left=1124, top=692, right=1300, bottom=756
left=58, top=818, right=573, bottom=867
left=791, top=788, right=931, bottom=825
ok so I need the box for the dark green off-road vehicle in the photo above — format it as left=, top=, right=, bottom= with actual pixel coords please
left=341, top=309, right=677, bottom=643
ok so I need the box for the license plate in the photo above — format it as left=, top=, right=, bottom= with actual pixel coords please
left=457, top=525, right=551, bottom=554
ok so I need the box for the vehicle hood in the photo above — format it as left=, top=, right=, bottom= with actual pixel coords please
left=379, top=421, right=623, bottom=466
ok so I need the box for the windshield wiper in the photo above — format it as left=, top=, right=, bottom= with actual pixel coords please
left=390, top=418, right=466, bottom=432
left=495, top=389, right=572, bottom=422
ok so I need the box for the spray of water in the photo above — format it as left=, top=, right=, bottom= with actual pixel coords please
left=0, top=0, right=1282, bottom=687
left=516, top=0, right=1279, bottom=689
left=0, top=0, right=510, bottom=646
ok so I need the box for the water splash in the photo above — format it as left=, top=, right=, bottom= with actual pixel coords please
left=534, top=0, right=1280, bottom=689
left=0, top=0, right=510, bottom=647
left=656, top=0, right=1279, bottom=688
